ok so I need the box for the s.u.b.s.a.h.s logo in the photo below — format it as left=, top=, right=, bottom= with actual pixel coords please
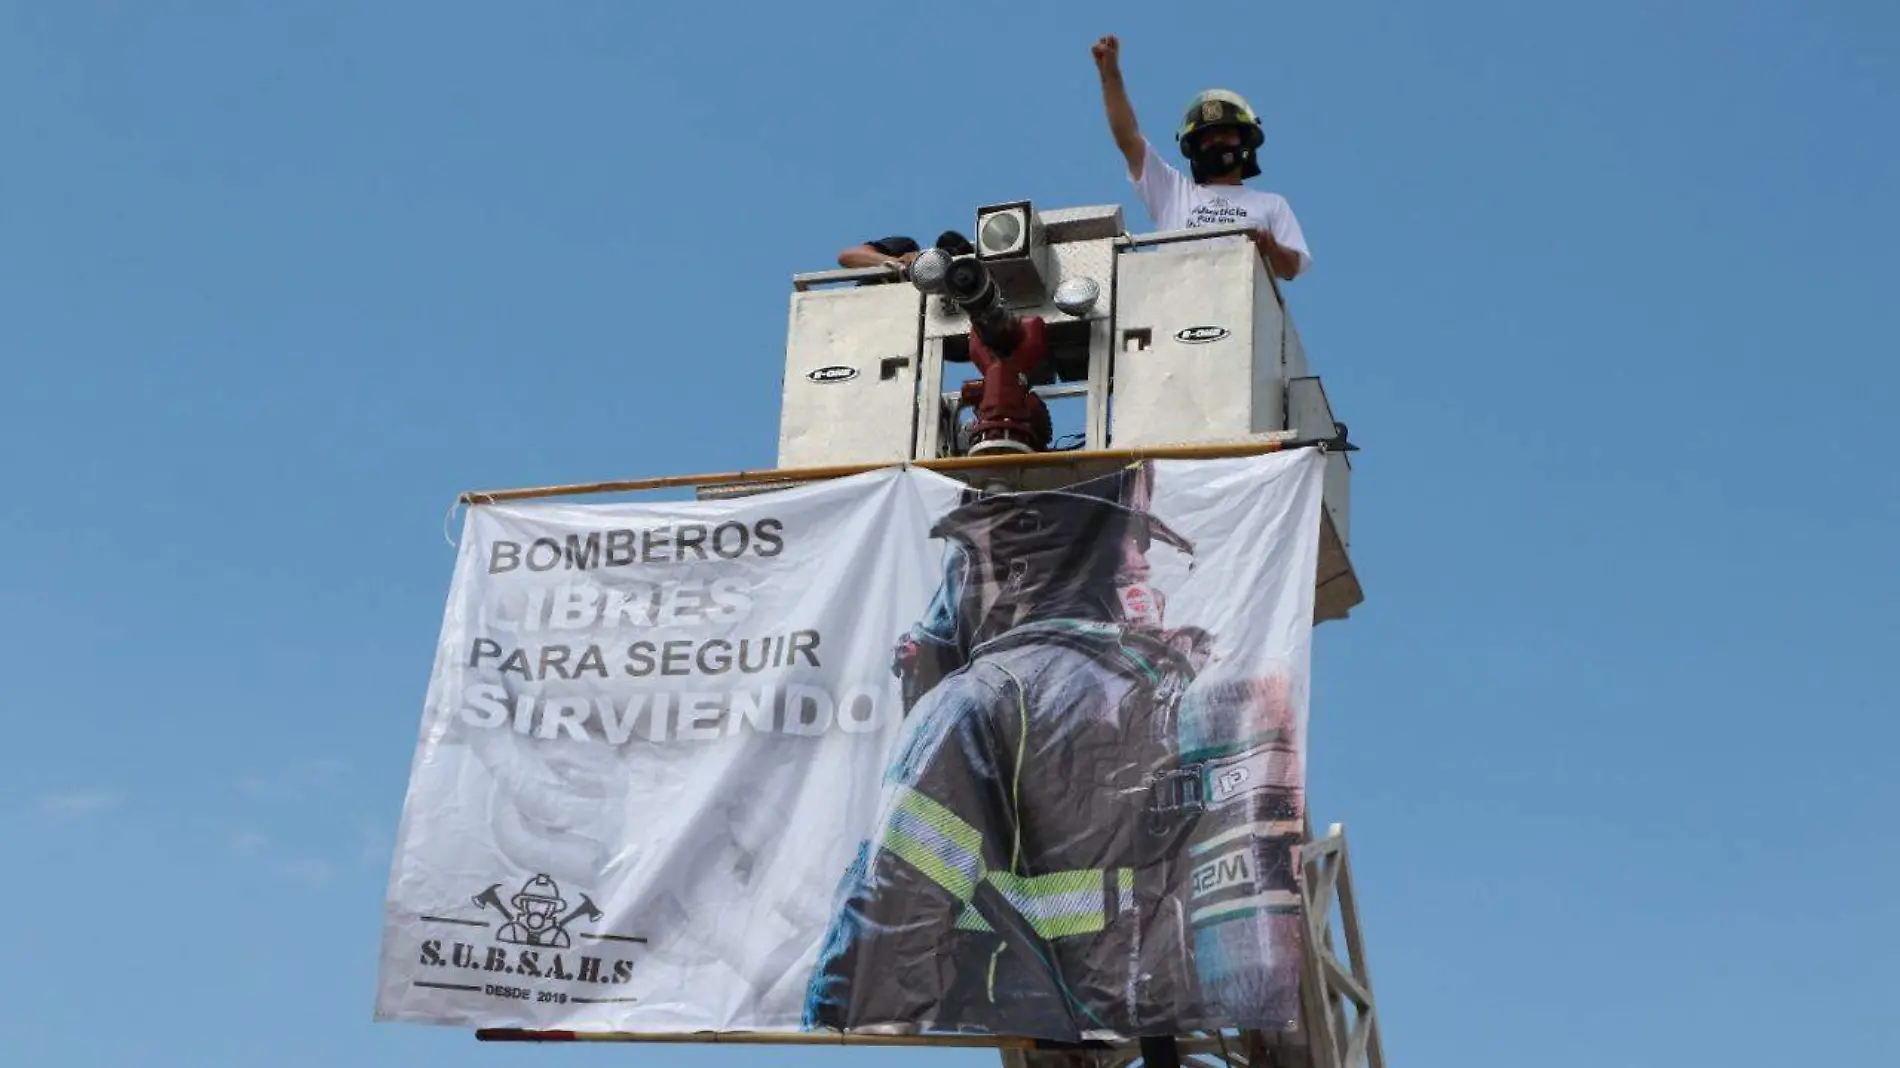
left=411, top=873, right=648, bottom=1007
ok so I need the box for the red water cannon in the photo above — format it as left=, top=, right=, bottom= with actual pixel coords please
left=959, top=311, right=1052, bottom=455
left=912, top=249, right=1053, bottom=455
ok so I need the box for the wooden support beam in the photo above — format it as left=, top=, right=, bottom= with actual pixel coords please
left=476, top=1027, right=1032, bottom=1048
left=458, top=437, right=1335, bottom=505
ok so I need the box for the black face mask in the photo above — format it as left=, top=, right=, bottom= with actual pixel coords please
left=1190, top=141, right=1249, bottom=182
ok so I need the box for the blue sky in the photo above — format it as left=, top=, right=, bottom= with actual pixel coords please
left=2, top=2, right=1895, bottom=1065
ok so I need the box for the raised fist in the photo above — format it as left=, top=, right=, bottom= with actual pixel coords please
left=1091, top=35, right=1120, bottom=72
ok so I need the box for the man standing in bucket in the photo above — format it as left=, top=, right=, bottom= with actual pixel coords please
left=1090, top=35, right=1311, bottom=281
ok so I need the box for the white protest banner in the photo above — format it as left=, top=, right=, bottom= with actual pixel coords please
left=376, top=450, right=1326, bottom=1042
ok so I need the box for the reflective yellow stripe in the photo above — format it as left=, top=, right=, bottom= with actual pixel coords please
left=885, top=788, right=983, bottom=902
left=953, top=868, right=1130, bottom=940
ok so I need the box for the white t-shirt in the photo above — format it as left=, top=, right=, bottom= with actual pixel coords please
left=1130, top=138, right=1312, bottom=273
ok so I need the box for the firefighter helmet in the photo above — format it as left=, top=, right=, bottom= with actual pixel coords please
left=927, top=464, right=1194, bottom=650
left=1176, top=88, right=1265, bottom=181
left=512, top=874, right=565, bottom=909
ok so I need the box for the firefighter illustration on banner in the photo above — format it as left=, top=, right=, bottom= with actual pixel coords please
left=804, top=461, right=1307, bottom=1041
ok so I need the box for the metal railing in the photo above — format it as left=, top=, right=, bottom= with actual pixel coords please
left=790, top=223, right=1264, bottom=291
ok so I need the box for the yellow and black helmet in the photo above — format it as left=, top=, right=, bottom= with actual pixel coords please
left=1176, top=89, right=1266, bottom=181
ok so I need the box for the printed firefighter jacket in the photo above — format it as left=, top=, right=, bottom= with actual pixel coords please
left=804, top=618, right=1209, bottom=1041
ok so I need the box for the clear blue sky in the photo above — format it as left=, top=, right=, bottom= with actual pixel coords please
left=3, top=2, right=1895, bottom=1065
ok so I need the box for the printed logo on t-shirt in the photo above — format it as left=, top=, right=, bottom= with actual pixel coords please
left=1187, top=197, right=1253, bottom=229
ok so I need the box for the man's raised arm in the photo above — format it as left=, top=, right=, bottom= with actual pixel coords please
left=1092, top=36, right=1146, bottom=180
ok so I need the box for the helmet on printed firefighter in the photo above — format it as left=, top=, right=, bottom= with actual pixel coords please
left=928, top=464, right=1194, bottom=649
left=891, top=463, right=1198, bottom=714
left=1177, top=88, right=1266, bottom=181
left=513, top=874, right=566, bottom=909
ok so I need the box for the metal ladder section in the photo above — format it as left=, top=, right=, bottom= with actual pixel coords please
left=1002, top=822, right=1386, bottom=1068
